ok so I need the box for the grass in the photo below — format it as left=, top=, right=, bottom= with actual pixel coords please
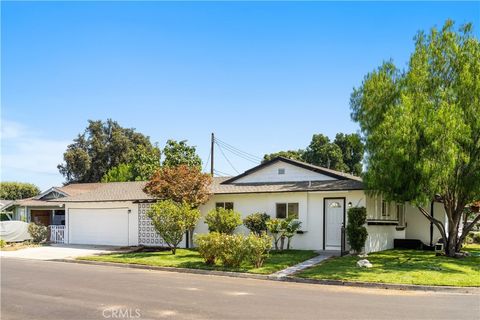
left=297, top=244, right=480, bottom=287
left=79, top=249, right=317, bottom=274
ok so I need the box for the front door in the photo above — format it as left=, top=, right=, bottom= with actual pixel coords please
left=325, top=198, right=345, bottom=250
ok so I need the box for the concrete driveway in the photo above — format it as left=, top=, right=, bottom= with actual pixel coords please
left=0, top=244, right=118, bottom=260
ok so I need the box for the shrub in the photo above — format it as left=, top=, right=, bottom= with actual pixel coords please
left=243, top=212, right=270, bottom=235
left=245, top=233, right=272, bottom=268
left=147, top=200, right=200, bottom=254
left=205, top=207, right=242, bottom=234
left=0, top=239, right=6, bottom=248
left=346, top=207, right=368, bottom=254
left=266, top=218, right=283, bottom=250
left=195, top=232, right=221, bottom=265
left=28, top=223, right=48, bottom=243
left=284, top=219, right=302, bottom=250
left=217, top=234, right=248, bottom=268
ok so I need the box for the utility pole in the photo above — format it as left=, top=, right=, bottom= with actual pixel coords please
left=210, top=133, right=214, bottom=176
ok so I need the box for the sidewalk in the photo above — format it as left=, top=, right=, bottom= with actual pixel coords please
left=271, top=253, right=333, bottom=278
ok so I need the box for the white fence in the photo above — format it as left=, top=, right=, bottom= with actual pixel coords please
left=50, top=225, right=66, bottom=244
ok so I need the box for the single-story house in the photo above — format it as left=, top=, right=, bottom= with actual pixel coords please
left=4, top=157, right=446, bottom=253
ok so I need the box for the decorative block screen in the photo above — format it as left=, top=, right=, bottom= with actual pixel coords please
left=138, top=203, right=167, bottom=247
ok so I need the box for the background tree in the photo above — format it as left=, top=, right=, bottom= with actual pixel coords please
left=101, top=163, right=134, bottom=182
left=147, top=200, right=200, bottom=254
left=302, top=134, right=349, bottom=172
left=0, top=182, right=40, bottom=200
left=263, top=150, right=304, bottom=162
left=58, top=119, right=157, bottom=183
left=101, top=145, right=161, bottom=182
left=162, top=139, right=202, bottom=169
left=333, top=133, right=364, bottom=175
left=350, top=21, right=480, bottom=257
left=144, top=165, right=212, bottom=246
left=263, top=133, right=363, bottom=175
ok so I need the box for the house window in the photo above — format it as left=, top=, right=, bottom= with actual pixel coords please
left=278, top=168, right=285, bottom=175
left=381, top=200, right=388, bottom=216
left=396, top=203, right=405, bottom=226
left=276, top=203, right=299, bottom=219
left=216, top=202, right=234, bottom=210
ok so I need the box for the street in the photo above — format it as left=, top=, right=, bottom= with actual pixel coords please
left=1, top=258, right=479, bottom=320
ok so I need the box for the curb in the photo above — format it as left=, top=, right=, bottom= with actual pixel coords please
left=279, top=277, right=479, bottom=294
left=53, top=258, right=479, bottom=294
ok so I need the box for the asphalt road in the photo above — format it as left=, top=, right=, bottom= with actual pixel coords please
left=1, top=258, right=479, bottom=320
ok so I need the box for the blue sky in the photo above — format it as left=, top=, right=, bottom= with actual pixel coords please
left=1, top=1, right=479, bottom=190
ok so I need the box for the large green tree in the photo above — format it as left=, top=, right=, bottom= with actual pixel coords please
left=350, top=21, right=480, bottom=256
left=302, top=134, right=349, bottom=172
left=263, top=150, right=304, bottom=162
left=102, top=145, right=161, bottom=182
left=0, top=182, right=40, bottom=200
left=162, top=139, right=202, bottom=169
left=263, top=133, right=363, bottom=175
left=333, top=133, right=364, bottom=175
left=58, top=119, right=157, bottom=183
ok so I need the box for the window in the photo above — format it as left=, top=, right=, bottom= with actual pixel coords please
left=278, top=168, right=285, bottom=175
left=396, top=203, right=405, bottom=226
left=381, top=200, right=388, bottom=216
left=276, top=203, right=299, bottom=219
left=216, top=202, right=234, bottom=210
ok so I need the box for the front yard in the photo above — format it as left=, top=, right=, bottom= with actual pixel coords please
left=79, top=249, right=317, bottom=274
left=297, top=244, right=480, bottom=287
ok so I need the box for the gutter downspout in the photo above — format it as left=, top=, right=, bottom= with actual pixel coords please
left=429, top=201, right=434, bottom=247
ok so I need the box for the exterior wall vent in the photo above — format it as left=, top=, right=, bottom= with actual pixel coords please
left=278, top=168, right=285, bottom=175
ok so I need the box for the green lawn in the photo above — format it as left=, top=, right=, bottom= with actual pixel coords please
left=297, top=244, right=480, bottom=287
left=79, top=249, right=317, bottom=275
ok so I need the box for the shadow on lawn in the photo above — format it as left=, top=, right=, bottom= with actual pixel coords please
left=302, top=248, right=480, bottom=279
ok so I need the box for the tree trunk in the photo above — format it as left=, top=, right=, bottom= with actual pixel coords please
left=287, top=238, right=291, bottom=250
left=171, top=247, right=176, bottom=255
left=280, top=236, right=285, bottom=251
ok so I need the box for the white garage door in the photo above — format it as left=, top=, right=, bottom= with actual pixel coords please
left=68, top=208, right=129, bottom=246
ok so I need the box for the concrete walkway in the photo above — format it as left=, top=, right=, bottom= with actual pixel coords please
left=0, top=244, right=118, bottom=260
left=271, top=252, right=334, bottom=278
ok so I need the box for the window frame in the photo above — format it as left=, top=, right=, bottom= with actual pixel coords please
left=276, top=202, right=299, bottom=220
left=215, top=202, right=234, bottom=210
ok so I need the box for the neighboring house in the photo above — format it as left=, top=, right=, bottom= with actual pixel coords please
left=5, top=157, right=447, bottom=253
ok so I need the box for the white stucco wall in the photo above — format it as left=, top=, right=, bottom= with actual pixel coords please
left=364, top=225, right=398, bottom=253
left=64, top=201, right=139, bottom=246
left=197, top=190, right=366, bottom=251
left=405, top=202, right=445, bottom=245
left=234, top=161, right=336, bottom=183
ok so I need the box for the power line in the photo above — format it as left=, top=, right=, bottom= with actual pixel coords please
left=214, top=169, right=233, bottom=177
left=203, top=149, right=211, bottom=172
left=215, top=141, right=240, bottom=174
left=214, top=138, right=262, bottom=164
left=214, top=137, right=262, bottom=162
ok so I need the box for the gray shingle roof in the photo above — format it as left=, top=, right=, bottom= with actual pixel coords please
left=51, top=181, right=153, bottom=202
left=212, top=178, right=363, bottom=194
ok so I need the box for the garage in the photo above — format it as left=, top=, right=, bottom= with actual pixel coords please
left=68, top=208, right=129, bottom=246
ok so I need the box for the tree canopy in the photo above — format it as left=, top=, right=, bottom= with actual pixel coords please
left=58, top=119, right=158, bottom=183
left=144, top=165, right=212, bottom=208
left=263, top=133, right=364, bottom=175
left=101, top=145, right=161, bottom=182
left=162, top=140, right=202, bottom=169
left=0, top=182, right=40, bottom=200
left=350, top=20, right=480, bottom=256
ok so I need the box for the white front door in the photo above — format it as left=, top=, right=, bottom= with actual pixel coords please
left=325, top=199, right=344, bottom=249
